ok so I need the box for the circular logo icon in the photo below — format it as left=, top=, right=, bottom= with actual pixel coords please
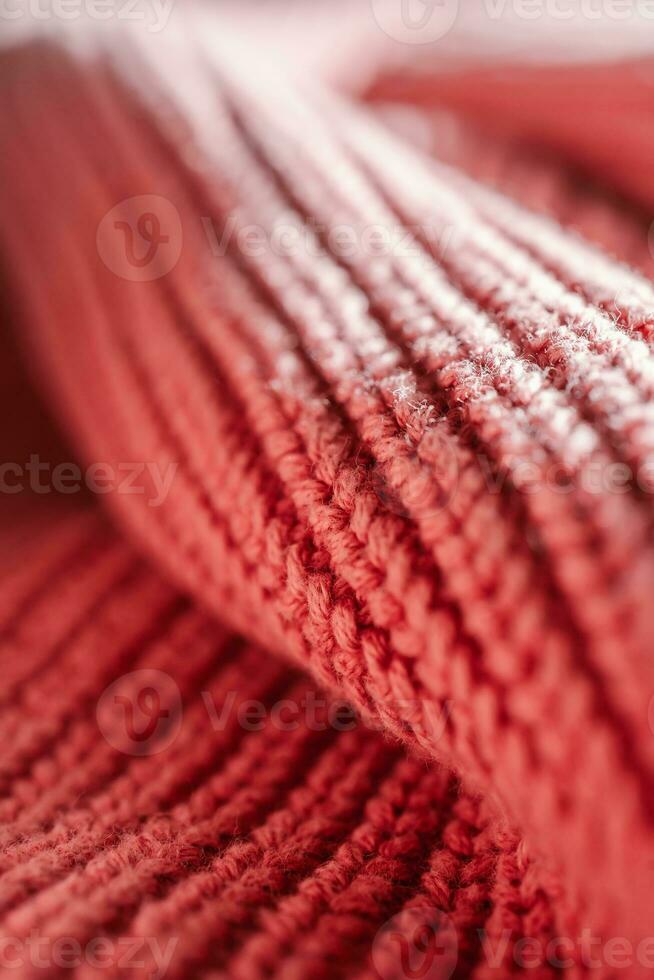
left=372, top=907, right=458, bottom=980
left=370, top=0, right=459, bottom=44
left=96, top=668, right=183, bottom=756
left=96, top=194, right=183, bottom=282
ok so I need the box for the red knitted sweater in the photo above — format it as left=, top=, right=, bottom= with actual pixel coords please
left=2, top=6, right=654, bottom=978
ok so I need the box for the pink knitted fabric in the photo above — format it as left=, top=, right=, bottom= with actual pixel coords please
left=2, top=8, right=654, bottom=978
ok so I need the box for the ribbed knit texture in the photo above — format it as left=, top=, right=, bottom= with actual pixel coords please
left=0, top=502, right=559, bottom=980
left=2, top=11, right=654, bottom=978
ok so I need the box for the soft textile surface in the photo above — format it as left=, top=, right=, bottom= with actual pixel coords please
left=0, top=503, right=547, bottom=980
left=2, top=5, right=654, bottom=978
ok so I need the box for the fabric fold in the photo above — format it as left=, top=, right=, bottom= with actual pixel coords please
left=2, top=10, right=654, bottom=977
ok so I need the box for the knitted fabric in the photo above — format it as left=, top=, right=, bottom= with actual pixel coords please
left=373, top=104, right=654, bottom=277
left=0, top=502, right=551, bottom=980
left=2, top=10, right=654, bottom=979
